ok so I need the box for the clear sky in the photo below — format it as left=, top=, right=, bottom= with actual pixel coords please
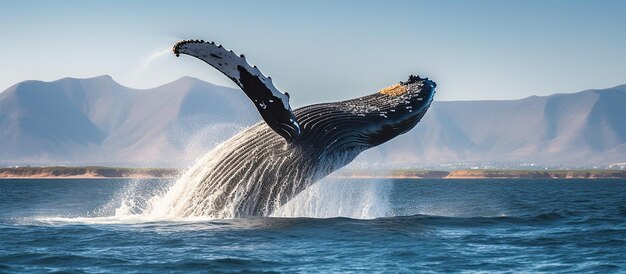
left=1, top=0, right=625, bottom=106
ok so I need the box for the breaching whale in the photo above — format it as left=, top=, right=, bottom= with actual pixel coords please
left=169, top=40, right=436, bottom=218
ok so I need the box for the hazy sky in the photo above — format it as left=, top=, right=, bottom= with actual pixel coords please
left=1, top=0, right=625, bottom=106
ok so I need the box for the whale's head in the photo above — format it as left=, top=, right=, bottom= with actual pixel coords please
left=294, top=75, right=435, bottom=151
left=360, top=75, right=436, bottom=147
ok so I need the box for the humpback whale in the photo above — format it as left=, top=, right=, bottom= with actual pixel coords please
left=168, top=40, right=436, bottom=218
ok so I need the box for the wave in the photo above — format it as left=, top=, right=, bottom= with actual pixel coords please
left=29, top=210, right=583, bottom=229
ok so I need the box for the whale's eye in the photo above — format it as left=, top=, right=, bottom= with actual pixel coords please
left=378, top=84, right=407, bottom=96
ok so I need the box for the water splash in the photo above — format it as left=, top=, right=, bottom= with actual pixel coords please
left=38, top=133, right=390, bottom=223
left=97, top=141, right=389, bottom=221
left=271, top=177, right=390, bottom=219
left=140, top=48, right=172, bottom=71
left=113, top=173, right=390, bottom=221
left=128, top=47, right=172, bottom=87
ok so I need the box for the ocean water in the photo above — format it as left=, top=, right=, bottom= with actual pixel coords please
left=1, top=178, right=625, bottom=273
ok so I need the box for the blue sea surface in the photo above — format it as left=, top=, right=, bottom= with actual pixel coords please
left=1, top=178, right=625, bottom=273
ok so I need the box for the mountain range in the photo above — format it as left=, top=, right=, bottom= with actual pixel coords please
left=1, top=76, right=624, bottom=168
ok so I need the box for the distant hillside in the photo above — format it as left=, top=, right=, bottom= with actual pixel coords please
left=0, top=76, right=624, bottom=167
left=0, top=76, right=260, bottom=166
left=362, top=84, right=626, bottom=167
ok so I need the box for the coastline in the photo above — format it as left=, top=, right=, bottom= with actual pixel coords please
left=0, top=167, right=179, bottom=179
left=1, top=167, right=625, bottom=179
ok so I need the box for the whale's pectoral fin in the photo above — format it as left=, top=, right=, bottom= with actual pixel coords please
left=173, top=40, right=301, bottom=141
